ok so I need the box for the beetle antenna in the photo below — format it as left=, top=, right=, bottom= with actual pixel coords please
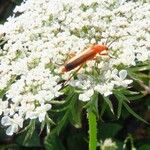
left=107, top=37, right=120, bottom=48
left=105, top=37, right=109, bottom=45
left=107, top=35, right=128, bottom=48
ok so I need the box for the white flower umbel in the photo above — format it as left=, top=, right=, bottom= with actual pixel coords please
left=0, top=0, right=150, bottom=135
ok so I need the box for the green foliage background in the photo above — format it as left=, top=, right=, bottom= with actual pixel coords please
left=0, top=1, right=150, bottom=150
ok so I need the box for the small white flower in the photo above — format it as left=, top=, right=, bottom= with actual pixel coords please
left=118, top=0, right=127, bottom=5
left=136, top=48, right=149, bottom=62
left=26, top=103, right=52, bottom=122
left=1, top=114, right=23, bottom=136
left=79, top=89, right=94, bottom=101
left=112, top=70, right=133, bottom=87
left=0, top=99, right=8, bottom=115
left=101, top=138, right=117, bottom=150
left=36, top=104, right=52, bottom=122
left=94, top=83, right=114, bottom=97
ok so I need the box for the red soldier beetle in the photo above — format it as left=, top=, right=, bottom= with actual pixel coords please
left=60, top=44, right=109, bottom=73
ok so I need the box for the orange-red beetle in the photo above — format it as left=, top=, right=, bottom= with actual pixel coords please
left=60, top=44, right=108, bottom=73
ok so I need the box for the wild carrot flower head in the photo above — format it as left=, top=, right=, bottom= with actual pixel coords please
left=0, top=0, right=149, bottom=135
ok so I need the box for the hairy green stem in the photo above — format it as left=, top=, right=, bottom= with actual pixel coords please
left=88, top=111, right=97, bottom=150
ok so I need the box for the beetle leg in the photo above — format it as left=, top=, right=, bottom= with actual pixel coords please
left=63, top=64, right=84, bottom=86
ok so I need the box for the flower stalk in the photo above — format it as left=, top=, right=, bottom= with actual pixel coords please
left=88, top=110, right=97, bottom=150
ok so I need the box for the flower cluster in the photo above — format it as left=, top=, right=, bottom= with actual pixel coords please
left=101, top=138, right=118, bottom=150
left=0, top=0, right=150, bottom=135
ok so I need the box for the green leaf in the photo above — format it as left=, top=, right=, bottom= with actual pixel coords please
left=116, top=140, right=124, bottom=150
left=128, top=70, right=150, bottom=83
left=100, top=100, right=107, bottom=117
left=16, top=120, right=40, bottom=147
left=40, top=120, right=46, bottom=134
left=91, top=93, right=99, bottom=118
left=104, top=97, right=114, bottom=114
left=69, top=94, right=82, bottom=128
left=83, top=92, right=98, bottom=117
left=49, top=100, right=66, bottom=105
left=127, top=94, right=145, bottom=101
left=46, top=114, right=55, bottom=125
left=1, top=144, right=20, bottom=150
left=128, top=71, right=142, bottom=81
left=67, top=132, right=87, bottom=150
left=56, top=89, right=76, bottom=134
left=117, top=98, right=123, bottom=119
left=123, top=134, right=136, bottom=150
left=0, top=90, right=6, bottom=98
left=123, top=101, right=148, bottom=124
left=139, top=144, right=150, bottom=150
left=127, top=63, right=150, bottom=71
left=56, top=111, right=70, bottom=134
left=118, top=88, right=145, bottom=101
left=114, top=92, right=123, bottom=119
left=50, top=106, right=68, bottom=113
left=117, top=88, right=140, bottom=96
left=23, top=120, right=36, bottom=145
left=98, top=123, right=122, bottom=140
left=45, top=133, right=65, bottom=150
left=114, top=90, right=129, bottom=102
left=17, top=120, right=34, bottom=135
left=0, top=76, right=17, bottom=98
